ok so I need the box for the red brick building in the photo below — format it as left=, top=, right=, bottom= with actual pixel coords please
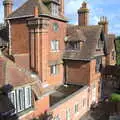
left=0, top=0, right=116, bottom=120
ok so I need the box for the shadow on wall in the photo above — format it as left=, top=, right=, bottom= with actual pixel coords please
left=32, top=111, right=53, bottom=120
left=0, top=84, right=18, bottom=120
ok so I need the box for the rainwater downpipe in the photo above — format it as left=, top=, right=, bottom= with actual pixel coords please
left=7, top=20, right=12, bottom=55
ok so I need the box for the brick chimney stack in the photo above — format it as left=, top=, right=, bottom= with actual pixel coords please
left=78, top=1, right=89, bottom=26
left=34, top=6, right=39, bottom=17
left=98, top=16, right=108, bottom=34
left=3, top=0, right=13, bottom=18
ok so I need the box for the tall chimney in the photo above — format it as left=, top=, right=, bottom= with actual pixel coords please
left=78, top=1, right=89, bottom=26
left=3, top=0, right=13, bottom=18
left=60, top=0, right=64, bottom=15
left=98, top=16, right=108, bottom=34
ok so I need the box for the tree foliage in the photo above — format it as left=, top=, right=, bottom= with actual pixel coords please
left=115, top=36, right=120, bottom=65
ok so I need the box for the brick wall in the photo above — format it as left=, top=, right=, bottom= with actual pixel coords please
left=0, top=58, right=6, bottom=87
left=47, top=19, right=67, bottom=85
left=27, top=17, right=67, bottom=85
left=14, top=54, right=30, bottom=70
left=106, top=53, right=116, bottom=65
left=65, top=60, right=90, bottom=85
left=10, top=18, right=29, bottom=54
left=34, top=95, right=50, bottom=117
left=90, top=59, right=101, bottom=83
left=49, top=86, right=89, bottom=120
left=65, top=59, right=101, bottom=106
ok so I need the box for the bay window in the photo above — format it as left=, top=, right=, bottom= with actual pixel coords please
left=8, top=91, right=17, bottom=113
left=66, top=41, right=80, bottom=50
left=8, top=86, right=32, bottom=113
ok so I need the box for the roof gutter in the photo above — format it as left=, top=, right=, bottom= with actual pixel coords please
left=6, top=14, right=68, bottom=22
left=5, top=15, right=34, bottom=20
left=63, top=58, right=91, bottom=61
left=7, top=20, right=12, bottom=55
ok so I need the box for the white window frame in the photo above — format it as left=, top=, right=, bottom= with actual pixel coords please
left=50, top=65, right=58, bottom=75
left=8, top=90, right=17, bottom=113
left=8, top=86, right=32, bottom=113
left=82, top=98, right=86, bottom=108
left=51, top=3, right=59, bottom=16
left=51, top=40, right=59, bottom=52
left=25, top=86, right=32, bottom=109
left=74, top=103, right=79, bottom=114
left=16, top=88, right=25, bottom=112
left=66, top=108, right=71, bottom=120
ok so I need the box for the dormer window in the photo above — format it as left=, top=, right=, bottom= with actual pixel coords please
left=8, top=86, right=32, bottom=113
left=66, top=41, right=80, bottom=50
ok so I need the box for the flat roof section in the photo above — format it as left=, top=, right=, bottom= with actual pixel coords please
left=50, top=84, right=83, bottom=106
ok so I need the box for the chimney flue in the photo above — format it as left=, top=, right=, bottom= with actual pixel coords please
left=98, top=16, right=108, bottom=34
left=3, top=0, right=13, bottom=19
left=34, top=6, right=39, bottom=17
left=78, top=1, right=89, bottom=26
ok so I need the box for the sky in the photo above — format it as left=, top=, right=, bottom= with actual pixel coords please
left=0, top=0, right=120, bottom=35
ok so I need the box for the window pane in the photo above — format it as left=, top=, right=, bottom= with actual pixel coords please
left=52, top=4, right=59, bottom=16
left=17, top=88, right=24, bottom=112
left=51, top=40, right=59, bottom=51
left=51, top=65, right=56, bottom=74
left=51, top=40, right=55, bottom=50
left=66, top=108, right=70, bottom=120
left=8, top=91, right=17, bottom=113
left=74, top=104, right=79, bottom=113
left=96, top=57, right=102, bottom=72
left=56, top=41, right=59, bottom=50
left=25, top=86, right=32, bottom=109
left=50, top=65, right=59, bottom=75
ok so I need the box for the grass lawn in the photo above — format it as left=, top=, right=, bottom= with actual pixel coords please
left=110, top=93, right=120, bottom=102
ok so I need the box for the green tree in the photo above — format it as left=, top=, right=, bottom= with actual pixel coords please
left=115, top=36, right=120, bottom=65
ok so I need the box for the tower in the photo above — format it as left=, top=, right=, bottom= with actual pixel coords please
left=27, top=7, right=49, bottom=82
left=3, top=0, right=13, bottom=18
left=98, top=16, right=108, bottom=34
left=78, top=1, right=89, bottom=26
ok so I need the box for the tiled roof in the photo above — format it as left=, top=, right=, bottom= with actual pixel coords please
left=0, top=53, right=40, bottom=88
left=0, top=52, right=55, bottom=99
left=66, top=24, right=86, bottom=42
left=7, top=0, right=67, bottom=21
left=63, top=25, right=104, bottom=60
left=8, top=0, right=50, bottom=19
